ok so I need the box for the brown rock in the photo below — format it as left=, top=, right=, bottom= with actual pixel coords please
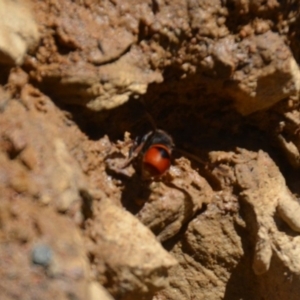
left=0, top=0, right=39, bottom=65
left=135, top=157, right=213, bottom=242
left=1, top=0, right=300, bottom=300
left=0, top=200, right=88, bottom=300
left=88, top=281, right=114, bottom=300
left=0, top=85, right=89, bottom=218
left=225, top=32, right=300, bottom=115
left=155, top=200, right=244, bottom=300
left=85, top=198, right=177, bottom=300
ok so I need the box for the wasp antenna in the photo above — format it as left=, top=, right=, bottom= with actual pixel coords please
left=137, top=97, right=157, bottom=131
left=175, top=148, right=206, bottom=165
left=144, top=110, right=157, bottom=130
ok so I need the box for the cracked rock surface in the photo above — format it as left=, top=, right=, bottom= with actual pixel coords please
left=1, top=0, right=300, bottom=299
left=209, top=149, right=300, bottom=275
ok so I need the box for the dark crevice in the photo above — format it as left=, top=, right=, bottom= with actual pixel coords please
left=138, top=21, right=149, bottom=43
left=151, top=0, right=159, bottom=14
left=53, top=34, right=77, bottom=56
left=0, top=66, right=11, bottom=86
left=80, top=189, right=94, bottom=224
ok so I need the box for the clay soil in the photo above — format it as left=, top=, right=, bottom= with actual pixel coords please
left=1, top=0, right=300, bottom=300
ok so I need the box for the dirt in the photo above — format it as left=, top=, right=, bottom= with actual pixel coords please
left=1, top=0, right=300, bottom=299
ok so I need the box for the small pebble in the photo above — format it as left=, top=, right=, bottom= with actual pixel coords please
left=31, top=244, right=53, bottom=267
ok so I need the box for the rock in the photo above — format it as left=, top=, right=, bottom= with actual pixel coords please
left=155, top=200, right=244, bottom=300
left=135, top=157, right=213, bottom=242
left=31, top=244, right=53, bottom=267
left=85, top=198, right=177, bottom=300
left=29, top=0, right=163, bottom=109
left=209, top=148, right=300, bottom=275
left=156, top=148, right=300, bottom=300
left=1, top=1, right=300, bottom=299
left=0, top=85, right=89, bottom=219
left=88, top=281, right=114, bottom=300
left=27, top=1, right=300, bottom=115
left=0, top=200, right=89, bottom=300
left=275, top=110, right=300, bottom=168
left=0, top=0, right=39, bottom=65
left=224, top=32, right=300, bottom=115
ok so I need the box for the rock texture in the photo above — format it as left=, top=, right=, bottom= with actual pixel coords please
left=0, top=198, right=88, bottom=300
left=209, top=149, right=300, bottom=276
left=155, top=149, right=300, bottom=300
left=0, top=0, right=39, bottom=65
left=85, top=198, right=177, bottom=300
left=1, top=0, right=300, bottom=300
left=25, top=0, right=300, bottom=114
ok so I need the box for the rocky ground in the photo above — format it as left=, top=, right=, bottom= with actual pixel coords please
left=1, top=0, right=300, bottom=299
